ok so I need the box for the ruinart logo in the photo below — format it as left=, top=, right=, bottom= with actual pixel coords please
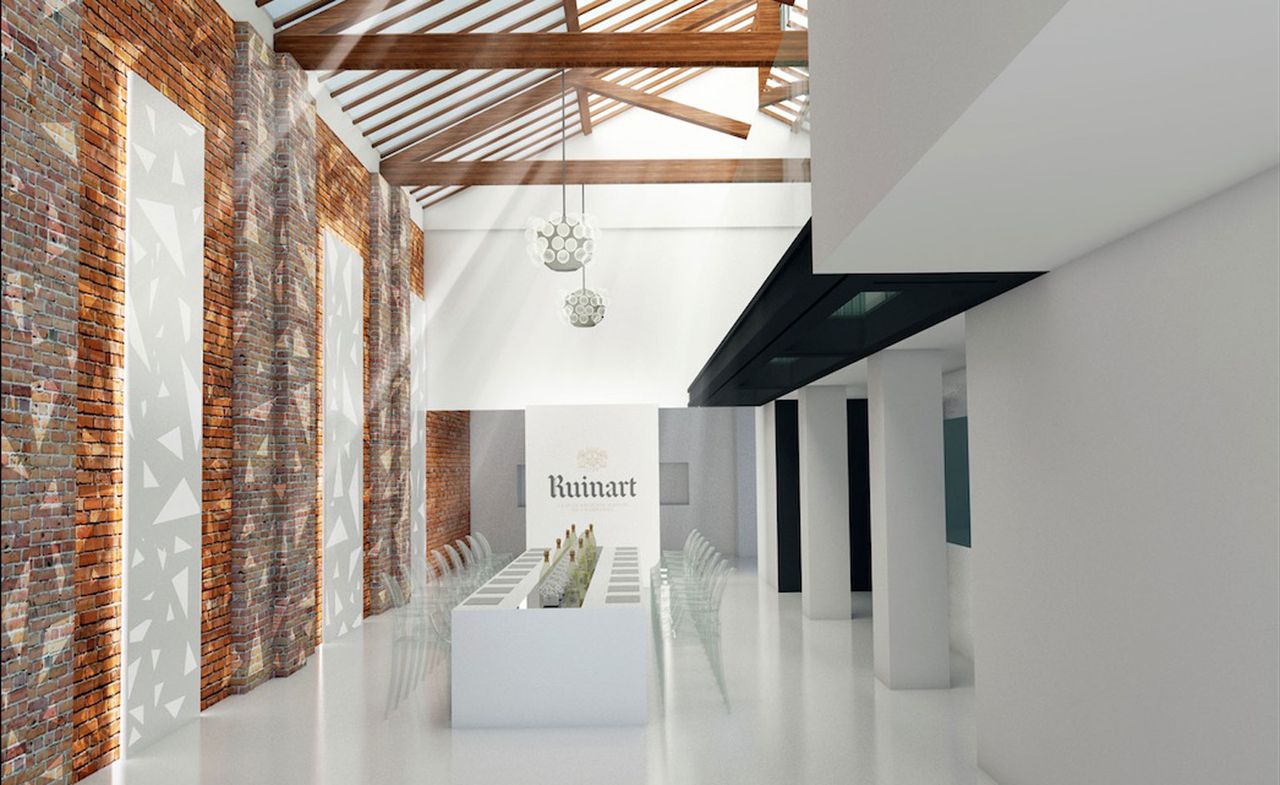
left=576, top=447, right=608, bottom=470
left=548, top=474, right=637, bottom=499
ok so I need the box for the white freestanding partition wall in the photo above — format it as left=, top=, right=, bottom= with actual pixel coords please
left=798, top=386, right=852, bottom=619
left=868, top=350, right=950, bottom=689
left=122, top=73, right=204, bottom=752
left=322, top=232, right=363, bottom=640
left=525, top=405, right=660, bottom=571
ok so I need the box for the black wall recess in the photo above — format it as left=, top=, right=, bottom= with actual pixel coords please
left=847, top=399, right=872, bottom=591
left=775, top=400, right=802, bottom=593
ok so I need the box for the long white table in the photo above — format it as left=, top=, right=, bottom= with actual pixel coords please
left=451, top=546, right=648, bottom=728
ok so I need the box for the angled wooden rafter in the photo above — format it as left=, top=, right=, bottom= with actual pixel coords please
left=385, top=75, right=568, bottom=161
left=759, top=77, right=808, bottom=107
left=754, top=0, right=781, bottom=96
left=274, top=31, right=809, bottom=71
left=327, top=2, right=562, bottom=99
left=569, top=72, right=750, bottom=138
left=408, top=66, right=713, bottom=201
left=378, top=4, right=780, bottom=160
left=413, top=66, right=714, bottom=208
left=349, top=0, right=754, bottom=158
left=255, top=0, right=808, bottom=210
left=327, top=0, right=560, bottom=86
left=381, top=158, right=811, bottom=187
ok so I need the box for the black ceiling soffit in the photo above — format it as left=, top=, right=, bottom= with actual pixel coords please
left=687, top=220, right=1043, bottom=407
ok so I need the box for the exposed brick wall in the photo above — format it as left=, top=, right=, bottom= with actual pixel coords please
left=5, top=4, right=411, bottom=779
left=229, top=22, right=276, bottom=693
left=1, top=0, right=82, bottom=780
left=426, top=411, right=471, bottom=560
left=315, top=119, right=370, bottom=630
left=268, top=53, right=318, bottom=675
left=316, top=122, right=370, bottom=260
left=408, top=221, right=424, bottom=299
left=75, top=0, right=236, bottom=776
left=363, top=178, right=411, bottom=615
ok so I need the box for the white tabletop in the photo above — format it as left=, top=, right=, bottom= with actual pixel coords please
left=582, top=546, right=643, bottom=608
left=455, top=549, right=546, bottom=611
left=454, top=546, right=643, bottom=611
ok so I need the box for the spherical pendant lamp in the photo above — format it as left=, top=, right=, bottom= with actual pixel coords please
left=563, top=286, right=607, bottom=328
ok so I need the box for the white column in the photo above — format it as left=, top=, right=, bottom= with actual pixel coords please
left=755, top=402, right=778, bottom=589
left=798, top=386, right=852, bottom=619
left=868, top=350, right=950, bottom=689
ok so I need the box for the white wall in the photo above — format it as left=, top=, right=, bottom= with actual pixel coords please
left=123, top=74, right=204, bottom=752
left=424, top=69, right=808, bottom=411
left=470, top=409, right=527, bottom=558
left=321, top=232, right=364, bottom=640
left=809, top=0, right=1066, bottom=270
left=811, top=0, right=1279, bottom=277
left=968, top=167, right=1280, bottom=785
left=426, top=227, right=798, bottom=409
left=659, top=407, right=746, bottom=557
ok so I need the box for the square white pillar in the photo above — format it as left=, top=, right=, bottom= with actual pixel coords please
left=755, top=402, right=778, bottom=589
left=798, top=386, right=852, bottom=619
left=868, top=350, right=950, bottom=688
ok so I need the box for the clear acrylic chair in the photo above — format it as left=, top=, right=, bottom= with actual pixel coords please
left=471, top=531, right=514, bottom=573
left=381, top=571, right=429, bottom=717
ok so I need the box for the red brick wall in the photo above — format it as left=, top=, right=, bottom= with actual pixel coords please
left=1, top=0, right=82, bottom=779
left=363, top=178, right=411, bottom=615
left=5, top=5, right=412, bottom=780
left=315, top=120, right=370, bottom=632
left=268, top=54, right=318, bottom=675
left=229, top=22, right=276, bottom=693
left=75, top=0, right=236, bottom=777
left=426, top=411, right=471, bottom=560
left=409, top=221, right=424, bottom=299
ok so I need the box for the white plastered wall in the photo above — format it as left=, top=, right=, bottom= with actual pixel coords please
left=968, top=167, right=1280, bottom=785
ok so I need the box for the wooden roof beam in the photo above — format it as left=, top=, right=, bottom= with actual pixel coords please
left=384, top=75, right=567, bottom=160
left=759, top=77, right=808, bottom=107
left=275, top=31, right=809, bottom=70
left=570, top=72, right=749, bottom=138
left=383, top=158, right=811, bottom=187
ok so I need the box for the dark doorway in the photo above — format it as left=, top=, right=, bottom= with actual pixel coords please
left=775, top=400, right=802, bottom=592
left=847, top=399, right=872, bottom=591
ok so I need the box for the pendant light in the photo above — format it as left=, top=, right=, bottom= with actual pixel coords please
left=526, top=69, right=599, bottom=272
left=563, top=184, right=607, bottom=328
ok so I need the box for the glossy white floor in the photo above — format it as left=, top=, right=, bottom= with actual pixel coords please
left=83, top=563, right=996, bottom=785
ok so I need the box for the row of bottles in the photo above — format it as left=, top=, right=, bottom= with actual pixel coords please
left=535, top=524, right=598, bottom=608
